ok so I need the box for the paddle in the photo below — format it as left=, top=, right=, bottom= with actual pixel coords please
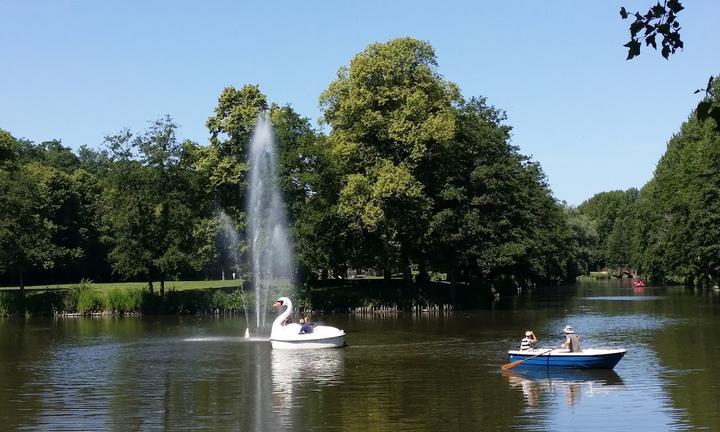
left=501, top=348, right=556, bottom=371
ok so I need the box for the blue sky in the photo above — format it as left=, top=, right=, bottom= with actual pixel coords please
left=1, top=1, right=718, bottom=205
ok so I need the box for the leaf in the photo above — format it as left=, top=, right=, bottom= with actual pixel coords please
left=624, top=40, right=641, bottom=60
left=630, top=19, right=645, bottom=36
left=646, top=34, right=657, bottom=49
left=651, top=2, right=666, bottom=18
left=710, top=108, right=720, bottom=126
left=619, top=6, right=629, bottom=19
left=668, top=0, right=684, bottom=13
left=661, top=45, right=670, bottom=59
left=696, top=101, right=711, bottom=122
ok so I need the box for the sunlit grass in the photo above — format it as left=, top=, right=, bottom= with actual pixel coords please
left=0, top=279, right=245, bottom=292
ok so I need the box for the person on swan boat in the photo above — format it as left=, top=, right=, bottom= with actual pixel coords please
left=299, top=316, right=315, bottom=334
left=520, top=330, right=537, bottom=351
left=561, top=325, right=582, bottom=352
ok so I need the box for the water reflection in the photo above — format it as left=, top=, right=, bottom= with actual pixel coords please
left=271, top=349, right=344, bottom=430
left=3, top=282, right=720, bottom=430
left=503, top=368, right=625, bottom=408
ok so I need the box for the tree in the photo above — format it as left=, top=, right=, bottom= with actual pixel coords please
left=578, top=189, right=638, bottom=268
left=427, top=97, right=572, bottom=288
left=0, top=162, right=59, bottom=293
left=102, top=117, right=196, bottom=295
left=319, top=37, right=459, bottom=279
left=207, top=85, right=268, bottom=158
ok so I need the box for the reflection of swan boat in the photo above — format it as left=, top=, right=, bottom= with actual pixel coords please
left=270, top=297, right=345, bottom=349
left=507, top=348, right=626, bottom=369
left=271, top=348, right=345, bottom=426
left=271, top=349, right=345, bottom=388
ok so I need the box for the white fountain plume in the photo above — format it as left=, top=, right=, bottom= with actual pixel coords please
left=247, top=113, right=295, bottom=332
left=218, top=211, right=251, bottom=337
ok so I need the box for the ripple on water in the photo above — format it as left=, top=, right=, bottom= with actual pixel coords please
left=584, top=296, right=665, bottom=301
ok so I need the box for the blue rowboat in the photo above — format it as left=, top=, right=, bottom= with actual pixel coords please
left=507, top=348, right=626, bottom=369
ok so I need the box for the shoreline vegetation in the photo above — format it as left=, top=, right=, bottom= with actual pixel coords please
left=2, top=38, right=719, bottom=301
left=0, top=278, right=498, bottom=317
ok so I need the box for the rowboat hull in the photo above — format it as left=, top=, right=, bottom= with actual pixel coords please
left=507, top=348, right=626, bottom=369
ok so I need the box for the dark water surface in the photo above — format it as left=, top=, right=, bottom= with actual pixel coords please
left=1, top=282, right=719, bottom=431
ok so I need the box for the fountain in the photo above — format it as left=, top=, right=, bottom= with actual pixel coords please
left=246, top=113, right=295, bottom=334
left=218, top=211, right=251, bottom=335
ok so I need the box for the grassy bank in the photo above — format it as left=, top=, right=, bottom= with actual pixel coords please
left=0, top=279, right=243, bottom=292
left=0, top=278, right=501, bottom=317
left=0, top=280, right=251, bottom=317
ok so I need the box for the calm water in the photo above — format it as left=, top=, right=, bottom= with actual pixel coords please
left=1, top=282, right=719, bottom=431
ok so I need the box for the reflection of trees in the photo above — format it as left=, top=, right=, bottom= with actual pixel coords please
left=652, top=299, right=720, bottom=431
left=107, top=331, right=274, bottom=430
left=0, top=318, right=52, bottom=429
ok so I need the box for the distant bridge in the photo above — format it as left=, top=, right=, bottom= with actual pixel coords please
left=608, top=267, right=637, bottom=278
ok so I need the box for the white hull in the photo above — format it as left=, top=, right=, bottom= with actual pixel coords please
left=270, top=334, right=345, bottom=349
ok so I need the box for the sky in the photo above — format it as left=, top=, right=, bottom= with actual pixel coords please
left=1, top=1, right=718, bottom=205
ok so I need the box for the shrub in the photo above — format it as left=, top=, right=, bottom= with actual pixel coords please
left=105, top=288, right=143, bottom=313
left=76, top=288, right=103, bottom=314
left=0, top=291, right=23, bottom=316
left=210, top=289, right=228, bottom=309
left=63, top=279, right=103, bottom=314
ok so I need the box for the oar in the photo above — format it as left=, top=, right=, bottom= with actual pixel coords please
left=501, top=348, right=556, bottom=371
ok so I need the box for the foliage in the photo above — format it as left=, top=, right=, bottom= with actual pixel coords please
left=620, top=0, right=684, bottom=60
left=104, top=288, right=143, bottom=313
left=578, top=82, right=720, bottom=286
left=101, top=116, right=198, bottom=294
left=64, top=279, right=100, bottom=313
left=0, top=139, right=63, bottom=291
left=1, top=38, right=625, bottom=301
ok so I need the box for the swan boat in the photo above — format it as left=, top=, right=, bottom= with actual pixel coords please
left=507, top=348, right=626, bottom=369
left=270, top=297, right=345, bottom=349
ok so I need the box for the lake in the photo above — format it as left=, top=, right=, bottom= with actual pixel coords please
left=1, top=281, right=719, bottom=431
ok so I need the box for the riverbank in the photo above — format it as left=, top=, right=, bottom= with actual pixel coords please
left=0, top=280, right=250, bottom=317
left=0, top=278, right=502, bottom=317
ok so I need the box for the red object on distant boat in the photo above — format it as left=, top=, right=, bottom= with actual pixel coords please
left=632, top=279, right=645, bottom=288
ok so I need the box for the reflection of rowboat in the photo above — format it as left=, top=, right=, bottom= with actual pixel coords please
left=502, top=368, right=625, bottom=408
left=507, top=348, right=626, bottom=369
left=504, top=367, right=624, bottom=385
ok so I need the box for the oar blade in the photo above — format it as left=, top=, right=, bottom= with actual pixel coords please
left=501, top=360, right=523, bottom=371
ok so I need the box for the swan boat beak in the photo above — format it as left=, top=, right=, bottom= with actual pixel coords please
left=272, top=300, right=283, bottom=308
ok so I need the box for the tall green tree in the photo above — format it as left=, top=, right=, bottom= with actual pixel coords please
left=320, top=37, right=460, bottom=279
left=0, top=132, right=60, bottom=292
left=102, top=117, right=196, bottom=295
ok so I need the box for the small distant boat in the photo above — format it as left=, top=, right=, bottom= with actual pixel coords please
left=632, top=279, right=645, bottom=288
left=507, top=348, right=626, bottom=369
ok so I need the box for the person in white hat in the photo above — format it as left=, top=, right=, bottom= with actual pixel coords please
left=519, top=330, right=537, bottom=351
left=561, top=325, right=582, bottom=352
